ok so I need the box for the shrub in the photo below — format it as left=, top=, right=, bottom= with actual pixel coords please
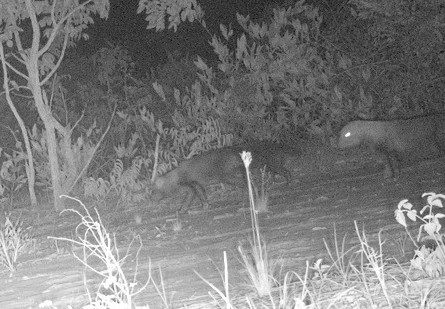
left=0, top=216, right=34, bottom=272
left=395, top=192, right=445, bottom=278
left=195, top=1, right=338, bottom=140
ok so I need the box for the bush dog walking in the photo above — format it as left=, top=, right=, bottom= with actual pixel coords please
left=153, top=141, right=300, bottom=212
left=232, top=141, right=301, bottom=184
left=338, top=115, right=445, bottom=178
left=153, top=148, right=244, bottom=212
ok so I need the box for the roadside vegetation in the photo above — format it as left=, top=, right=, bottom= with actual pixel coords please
left=30, top=163, right=445, bottom=308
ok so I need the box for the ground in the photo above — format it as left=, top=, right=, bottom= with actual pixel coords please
left=1, top=141, right=444, bottom=308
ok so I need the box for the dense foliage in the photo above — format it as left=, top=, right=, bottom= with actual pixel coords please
left=1, top=0, right=445, bottom=207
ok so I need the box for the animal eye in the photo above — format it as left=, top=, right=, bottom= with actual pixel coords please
left=345, top=132, right=351, bottom=137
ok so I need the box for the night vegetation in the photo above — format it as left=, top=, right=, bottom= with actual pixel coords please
left=0, top=0, right=444, bottom=307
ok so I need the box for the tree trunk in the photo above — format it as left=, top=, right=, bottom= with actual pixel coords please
left=12, top=109, right=38, bottom=207
left=0, top=44, right=37, bottom=207
left=27, top=62, right=64, bottom=211
left=61, top=128, right=77, bottom=192
left=44, top=121, right=64, bottom=211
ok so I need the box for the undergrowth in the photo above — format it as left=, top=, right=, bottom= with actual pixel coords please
left=0, top=215, right=34, bottom=272
left=37, top=172, right=445, bottom=308
left=194, top=180, right=445, bottom=308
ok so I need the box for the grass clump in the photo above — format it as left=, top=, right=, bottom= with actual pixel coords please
left=195, top=185, right=445, bottom=308
left=0, top=215, right=34, bottom=272
left=49, top=196, right=150, bottom=309
left=251, top=167, right=272, bottom=214
left=395, top=192, right=445, bottom=278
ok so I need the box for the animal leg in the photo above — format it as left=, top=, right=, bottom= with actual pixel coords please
left=382, top=152, right=400, bottom=179
left=178, top=182, right=208, bottom=213
left=180, top=187, right=197, bottom=213
left=185, top=182, right=209, bottom=210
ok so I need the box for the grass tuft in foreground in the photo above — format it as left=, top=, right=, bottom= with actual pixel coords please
left=48, top=196, right=150, bottom=309
left=0, top=215, right=34, bottom=272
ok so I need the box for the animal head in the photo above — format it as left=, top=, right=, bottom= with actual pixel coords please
left=153, top=176, right=169, bottom=192
left=151, top=176, right=173, bottom=202
left=153, top=170, right=180, bottom=193
left=338, top=121, right=368, bottom=148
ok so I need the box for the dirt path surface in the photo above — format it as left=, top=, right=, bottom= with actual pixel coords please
left=1, top=144, right=444, bottom=308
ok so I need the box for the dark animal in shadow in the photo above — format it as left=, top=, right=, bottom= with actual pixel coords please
left=232, top=141, right=302, bottom=184
left=338, top=115, right=445, bottom=178
left=153, top=148, right=245, bottom=212
left=153, top=141, right=301, bottom=212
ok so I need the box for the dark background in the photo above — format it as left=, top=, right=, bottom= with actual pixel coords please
left=76, top=0, right=294, bottom=71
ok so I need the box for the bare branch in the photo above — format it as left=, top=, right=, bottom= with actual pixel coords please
left=1, top=86, right=32, bottom=99
left=40, top=31, right=69, bottom=86
left=151, top=134, right=161, bottom=182
left=59, top=79, right=85, bottom=129
left=10, top=52, right=26, bottom=66
left=49, top=74, right=56, bottom=111
left=4, top=59, right=29, bottom=81
left=2, top=125, right=20, bottom=146
left=50, top=0, right=57, bottom=27
left=25, top=0, right=42, bottom=58
left=70, top=110, right=85, bottom=134
left=68, top=105, right=117, bottom=193
left=13, top=31, right=25, bottom=60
